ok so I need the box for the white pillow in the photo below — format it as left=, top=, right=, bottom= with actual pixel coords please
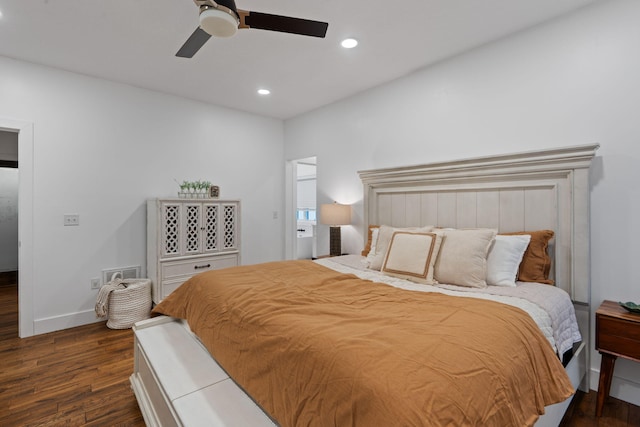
left=434, top=228, right=496, bottom=288
left=381, top=231, right=443, bottom=285
left=364, top=227, right=380, bottom=267
left=369, top=225, right=433, bottom=270
left=486, top=234, right=531, bottom=287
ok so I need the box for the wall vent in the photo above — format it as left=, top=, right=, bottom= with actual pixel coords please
left=101, top=265, right=141, bottom=285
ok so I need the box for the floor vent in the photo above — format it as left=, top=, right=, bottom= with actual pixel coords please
left=102, top=265, right=141, bottom=285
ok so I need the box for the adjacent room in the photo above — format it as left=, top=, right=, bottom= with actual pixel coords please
left=1, top=0, right=640, bottom=425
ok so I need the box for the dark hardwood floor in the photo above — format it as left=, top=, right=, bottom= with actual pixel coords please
left=560, top=388, right=640, bottom=426
left=0, top=276, right=145, bottom=426
left=1, top=271, right=639, bottom=426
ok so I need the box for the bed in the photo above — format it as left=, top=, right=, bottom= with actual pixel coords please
left=131, top=144, right=598, bottom=426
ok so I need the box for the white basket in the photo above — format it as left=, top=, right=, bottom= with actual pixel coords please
left=103, top=277, right=152, bottom=329
left=96, top=272, right=152, bottom=329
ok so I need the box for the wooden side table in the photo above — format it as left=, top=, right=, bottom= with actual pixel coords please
left=595, top=300, right=640, bottom=416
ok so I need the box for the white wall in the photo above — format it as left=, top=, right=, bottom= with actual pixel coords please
left=284, top=0, right=640, bottom=405
left=0, top=55, right=284, bottom=335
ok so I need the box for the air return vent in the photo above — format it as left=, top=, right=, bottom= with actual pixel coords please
left=102, top=265, right=141, bottom=285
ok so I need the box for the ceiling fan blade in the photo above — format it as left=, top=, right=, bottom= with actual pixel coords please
left=238, top=10, right=328, bottom=38
left=176, top=27, right=212, bottom=58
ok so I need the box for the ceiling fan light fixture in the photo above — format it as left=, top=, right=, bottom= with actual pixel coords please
left=199, top=7, right=239, bottom=38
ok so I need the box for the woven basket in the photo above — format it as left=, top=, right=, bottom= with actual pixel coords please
left=106, top=278, right=152, bottom=329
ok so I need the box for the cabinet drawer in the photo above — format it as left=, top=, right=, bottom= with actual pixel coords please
left=597, top=316, right=640, bottom=361
left=161, top=254, right=238, bottom=279
left=161, top=278, right=188, bottom=300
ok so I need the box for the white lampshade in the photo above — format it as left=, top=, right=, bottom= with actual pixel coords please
left=320, top=203, right=351, bottom=226
left=199, top=8, right=238, bottom=38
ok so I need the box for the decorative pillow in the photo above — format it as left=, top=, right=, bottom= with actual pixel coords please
left=369, top=225, right=434, bottom=271
left=434, top=228, right=497, bottom=288
left=502, top=230, right=555, bottom=285
left=362, top=225, right=380, bottom=256
left=486, top=234, right=531, bottom=287
left=381, top=232, right=443, bottom=285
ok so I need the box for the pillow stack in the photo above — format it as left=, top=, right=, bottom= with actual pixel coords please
left=363, top=224, right=555, bottom=288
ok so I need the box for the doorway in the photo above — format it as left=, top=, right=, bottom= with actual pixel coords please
left=285, top=156, right=317, bottom=260
left=295, top=157, right=317, bottom=259
left=0, top=130, right=19, bottom=284
left=0, top=118, right=35, bottom=337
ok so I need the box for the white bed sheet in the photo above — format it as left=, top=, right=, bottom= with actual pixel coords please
left=315, top=255, right=581, bottom=356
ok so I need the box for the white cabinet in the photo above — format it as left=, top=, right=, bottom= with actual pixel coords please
left=148, top=199, right=240, bottom=303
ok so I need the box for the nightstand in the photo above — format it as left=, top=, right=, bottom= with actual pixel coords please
left=595, top=300, right=640, bottom=416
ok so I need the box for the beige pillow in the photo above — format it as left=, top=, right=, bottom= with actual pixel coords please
left=434, top=228, right=497, bottom=288
left=369, top=225, right=434, bottom=270
left=382, top=232, right=443, bottom=285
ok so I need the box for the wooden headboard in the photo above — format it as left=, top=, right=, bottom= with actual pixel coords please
left=358, top=144, right=599, bottom=305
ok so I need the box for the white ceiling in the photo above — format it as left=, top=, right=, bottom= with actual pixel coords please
left=0, top=0, right=597, bottom=119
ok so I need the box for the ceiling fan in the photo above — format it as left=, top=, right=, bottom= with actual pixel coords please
left=176, top=0, right=329, bottom=58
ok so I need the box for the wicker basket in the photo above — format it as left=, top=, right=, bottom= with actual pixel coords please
left=102, top=277, right=152, bottom=329
left=96, top=273, right=152, bottom=329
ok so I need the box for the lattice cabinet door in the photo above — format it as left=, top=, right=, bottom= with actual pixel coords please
left=160, top=202, right=182, bottom=257
left=221, top=202, right=238, bottom=251
left=202, top=202, right=219, bottom=253
left=182, top=202, right=204, bottom=255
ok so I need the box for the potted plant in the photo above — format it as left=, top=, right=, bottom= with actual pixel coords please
left=179, top=181, right=190, bottom=198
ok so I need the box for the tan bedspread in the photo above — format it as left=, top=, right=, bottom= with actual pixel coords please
left=153, top=260, right=574, bottom=426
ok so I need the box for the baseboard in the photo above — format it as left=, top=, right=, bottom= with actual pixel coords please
left=34, top=309, right=105, bottom=335
left=590, top=368, right=640, bottom=406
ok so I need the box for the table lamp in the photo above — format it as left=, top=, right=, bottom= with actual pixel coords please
left=320, top=202, right=351, bottom=257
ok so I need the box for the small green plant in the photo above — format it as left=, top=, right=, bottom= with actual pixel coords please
left=176, top=179, right=212, bottom=197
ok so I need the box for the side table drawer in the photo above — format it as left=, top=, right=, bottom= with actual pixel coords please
left=597, top=316, right=640, bottom=360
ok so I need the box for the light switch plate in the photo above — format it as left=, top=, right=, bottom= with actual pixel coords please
left=64, top=214, right=79, bottom=226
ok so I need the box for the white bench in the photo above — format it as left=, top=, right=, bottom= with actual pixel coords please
left=130, top=316, right=276, bottom=427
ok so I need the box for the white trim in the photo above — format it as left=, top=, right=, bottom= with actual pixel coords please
left=33, top=309, right=104, bottom=335
left=0, top=117, right=35, bottom=338
left=284, top=160, right=297, bottom=260
left=590, top=367, right=640, bottom=407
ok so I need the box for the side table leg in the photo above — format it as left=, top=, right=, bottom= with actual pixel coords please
left=596, top=353, right=617, bottom=417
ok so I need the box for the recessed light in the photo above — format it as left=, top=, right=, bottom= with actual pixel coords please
left=341, top=38, right=358, bottom=49
left=257, top=89, right=271, bottom=96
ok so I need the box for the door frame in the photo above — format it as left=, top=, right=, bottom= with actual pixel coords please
left=284, top=159, right=297, bottom=260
